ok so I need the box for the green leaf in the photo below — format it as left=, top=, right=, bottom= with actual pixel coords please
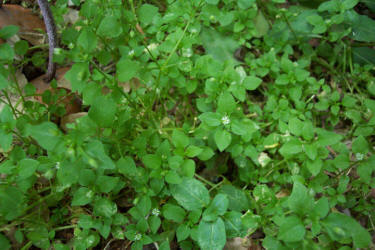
left=117, top=156, right=137, bottom=177
left=288, top=117, right=303, bottom=137
left=26, top=226, right=50, bottom=249
left=202, top=194, right=229, bottom=221
left=363, top=0, right=375, bottom=11
left=238, top=0, right=255, bottom=9
left=199, top=112, right=221, bottom=126
left=288, top=181, right=313, bottom=215
left=217, top=91, right=236, bottom=115
left=85, top=140, right=115, bottom=170
left=162, top=204, right=186, bottom=223
left=88, top=95, right=117, bottom=128
left=172, top=130, right=189, bottom=148
left=0, top=130, right=12, bottom=151
left=198, top=147, right=215, bottom=161
left=306, top=158, right=323, bottom=176
left=214, top=129, right=232, bottom=152
left=71, top=187, right=94, bottom=206
left=93, top=198, right=117, bottom=217
left=0, top=233, right=11, bottom=250
left=346, top=11, right=375, bottom=42
left=26, top=122, right=62, bottom=151
left=64, top=62, right=89, bottom=93
left=14, top=40, right=29, bottom=56
left=176, top=224, right=190, bottom=242
left=219, top=185, right=250, bottom=212
left=322, top=212, right=371, bottom=248
left=138, top=4, right=158, bottom=25
left=352, top=136, right=369, bottom=154
left=96, top=176, right=119, bottom=193
left=205, top=0, right=219, bottom=5
left=185, top=145, right=203, bottom=157
left=263, top=236, right=286, bottom=250
left=302, top=121, right=314, bottom=141
left=0, top=43, right=14, bottom=61
left=116, top=59, right=140, bottom=82
left=136, top=196, right=152, bottom=217
left=0, top=73, right=10, bottom=91
left=254, top=10, right=269, bottom=37
left=168, top=155, right=182, bottom=170
left=170, top=178, right=210, bottom=211
left=78, top=169, right=95, bottom=190
left=357, top=157, right=374, bottom=184
left=241, top=211, right=260, bottom=231
left=97, top=16, right=122, bottom=38
left=149, top=216, right=161, bottom=234
left=142, top=154, right=162, bottom=169
left=0, top=186, right=26, bottom=220
left=353, top=47, right=375, bottom=65
left=243, top=76, right=262, bottom=90
left=0, top=25, right=19, bottom=39
left=165, top=171, right=182, bottom=184
left=197, top=218, right=226, bottom=250
left=225, top=211, right=247, bottom=238
left=181, top=159, right=196, bottom=178
left=277, top=216, right=305, bottom=242
left=279, top=139, right=303, bottom=157
left=312, top=197, right=329, bottom=219
left=304, top=143, right=318, bottom=160
left=77, top=29, right=97, bottom=52
left=343, top=0, right=359, bottom=9
left=306, top=15, right=327, bottom=34
left=18, top=159, right=39, bottom=179
left=200, top=28, right=239, bottom=63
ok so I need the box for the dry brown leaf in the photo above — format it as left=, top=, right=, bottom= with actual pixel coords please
left=31, top=67, right=82, bottom=115
left=0, top=4, right=45, bottom=45
left=60, top=112, right=87, bottom=132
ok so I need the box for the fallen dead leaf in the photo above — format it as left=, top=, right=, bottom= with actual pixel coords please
left=60, top=112, right=87, bottom=132
left=31, top=67, right=82, bottom=115
left=0, top=4, right=45, bottom=45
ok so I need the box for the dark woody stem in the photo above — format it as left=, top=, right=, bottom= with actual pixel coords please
left=37, top=0, right=58, bottom=83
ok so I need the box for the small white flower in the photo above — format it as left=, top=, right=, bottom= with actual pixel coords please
left=355, top=153, right=364, bottom=161
left=182, top=47, right=193, bottom=57
left=258, top=152, right=271, bottom=167
left=236, top=66, right=246, bottom=82
left=87, top=237, right=94, bottom=245
left=55, top=162, right=60, bottom=170
left=147, top=43, right=158, bottom=51
left=54, top=48, right=63, bottom=55
left=86, top=190, right=94, bottom=198
left=221, top=115, right=230, bottom=125
left=134, top=233, right=142, bottom=241
left=152, top=208, right=160, bottom=216
left=191, top=28, right=198, bottom=34
left=128, top=50, right=135, bottom=56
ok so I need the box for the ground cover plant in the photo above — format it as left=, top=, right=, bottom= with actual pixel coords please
left=0, top=0, right=374, bottom=249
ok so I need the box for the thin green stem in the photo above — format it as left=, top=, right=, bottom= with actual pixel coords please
left=195, top=173, right=215, bottom=188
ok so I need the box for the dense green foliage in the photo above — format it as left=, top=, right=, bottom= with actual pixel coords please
left=0, top=0, right=374, bottom=249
